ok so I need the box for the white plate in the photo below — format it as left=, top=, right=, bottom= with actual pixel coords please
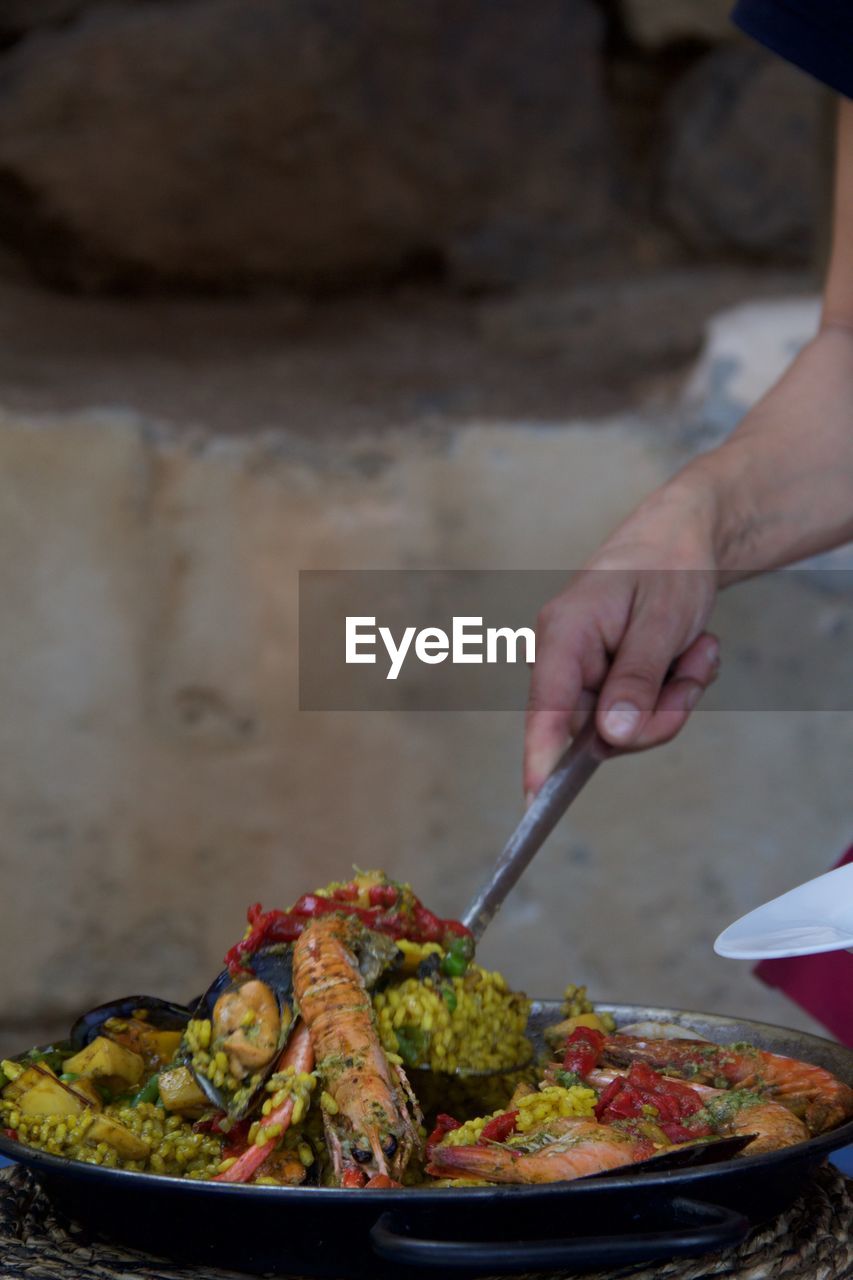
left=714, top=863, right=853, bottom=959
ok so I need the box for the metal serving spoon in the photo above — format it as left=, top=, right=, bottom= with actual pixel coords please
left=462, top=714, right=613, bottom=940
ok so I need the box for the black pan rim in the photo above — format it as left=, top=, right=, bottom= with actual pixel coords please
left=2, top=1000, right=851, bottom=1203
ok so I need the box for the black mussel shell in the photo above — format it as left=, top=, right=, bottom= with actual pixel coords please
left=183, top=945, right=295, bottom=1119
left=416, top=952, right=442, bottom=983
left=191, top=945, right=294, bottom=1024
left=70, top=995, right=194, bottom=1051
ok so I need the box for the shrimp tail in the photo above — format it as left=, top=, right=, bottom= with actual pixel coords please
left=726, top=1100, right=809, bottom=1155
left=427, top=1142, right=519, bottom=1182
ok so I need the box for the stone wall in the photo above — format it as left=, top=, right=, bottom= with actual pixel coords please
left=0, top=0, right=829, bottom=294
left=2, top=296, right=852, bottom=1054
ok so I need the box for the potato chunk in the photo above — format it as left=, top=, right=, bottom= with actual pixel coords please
left=18, top=1079, right=82, bottom=1117
left=2, top=1064, right=53, bottom=1103
left=87, top=1114, right=150, bottom=1160
left=18, top=1075, right=87, bottom=1117
left=63, top=1037, right=145, bottom=1091
left=67, top=1078, right=103, bottom=1110
left=158, top=1066, right=207, bottom=1116
left=544, top=1012, right=606, bottom=1046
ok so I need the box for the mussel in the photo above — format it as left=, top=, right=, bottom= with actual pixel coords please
left=70, top=994, right=194, bottom=1052
left=178, top=944, right=296, bottom=1120
left=68, top=945, right=296, bottom=1123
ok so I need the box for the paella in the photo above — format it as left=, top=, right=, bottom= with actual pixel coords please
left=2, top=870, right=852, bottom=1191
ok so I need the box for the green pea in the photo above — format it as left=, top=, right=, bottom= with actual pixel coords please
left=441, top=945, right=468, bottom=978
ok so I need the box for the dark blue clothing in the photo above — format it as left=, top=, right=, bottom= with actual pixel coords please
left=732, top=1, right=853, bottom=99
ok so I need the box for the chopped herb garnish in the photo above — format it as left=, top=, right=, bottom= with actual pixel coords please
left=394, top=1026, right=430, bottom=1067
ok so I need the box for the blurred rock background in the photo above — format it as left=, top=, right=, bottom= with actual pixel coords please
left=0, top=0, right=848, bottom=1053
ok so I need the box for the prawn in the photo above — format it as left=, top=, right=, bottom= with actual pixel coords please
left=292, top=914, right=421, bottom=1185
left=601, top=1034, right=853, bottom=1136
left=427, top=1116, right=655, bottom=1185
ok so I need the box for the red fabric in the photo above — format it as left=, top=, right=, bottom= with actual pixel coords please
left=754, top=845, right=853, bottom=1047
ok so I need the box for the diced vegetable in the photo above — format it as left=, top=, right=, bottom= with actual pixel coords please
left=67, top=1078, right=103, bottom=1110
left=545, top=1013, right=607, bottom=1049
left=478, top=1109, right=519, bottom=1144
left=103, top=1019, right=182, bottom=1067
left=425, top=1113, right=463, bottom=1153
left=2, top=1064, right=51, bottom=1103
left=561, top=1026, right=606, bottom=1080
left=441, top=935, right=473, bottom=978
left=130, top=1073, right=161, bottom=1107
left=562, top=1013, right=606, bottom=1034
left=10, top=1060, right=103, bottom=1116
left=393, top=1025, right=430, bottom=1067
left=63, top=1037, right=145, bottom=1091
left=158, top=1066, right=208, bottom=1116
left=87, top=1114, right=150, bottom=1160
left=18, top=1076, right=88, bottom=1117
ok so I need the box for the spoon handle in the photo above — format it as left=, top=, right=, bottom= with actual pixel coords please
left=461, top=716, right=612, bottom=941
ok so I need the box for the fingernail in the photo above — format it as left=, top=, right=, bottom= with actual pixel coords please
left=602, top=702, right=641, bottom=742
left=685, top=683, right=703, bottom=712
left=706, top=639, right=721, bottom=673
left=525, top=790, right=535, bottom=810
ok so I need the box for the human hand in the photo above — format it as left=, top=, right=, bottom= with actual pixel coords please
left=524, top=479, right=721, bottom=798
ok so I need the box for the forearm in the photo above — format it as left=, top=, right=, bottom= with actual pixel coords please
left=524, top=101, right=853, bottom=773
left=667, top=98, right=853, bottom=583
left=671, top=323, right=853, bottom=583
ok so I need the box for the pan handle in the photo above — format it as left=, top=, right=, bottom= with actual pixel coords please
left=370, top=1196, right=750, bottom=1273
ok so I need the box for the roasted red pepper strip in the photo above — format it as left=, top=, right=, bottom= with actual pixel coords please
left=594, top=1077, right=624, bottom=1120
left=425, top=1113, right=463, bottom=1153
left=3, top=1128, right=17, bottom=1141
left=595, top=1063, right=712, bottom=1142
left=194, top=1115, right=253, bottom=1153
left=225, top=893, right=472, bottom=974
left=220, top=1119, right=253, bottom=1159
left=478, top=1109, right=519, bottom=1144
left=368, top=883, right=398, bottom=908
left=561, top=1026, right=605, bottom=1078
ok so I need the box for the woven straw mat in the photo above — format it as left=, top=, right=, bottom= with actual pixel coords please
left=0, top=1163, right=850, bottom=1280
